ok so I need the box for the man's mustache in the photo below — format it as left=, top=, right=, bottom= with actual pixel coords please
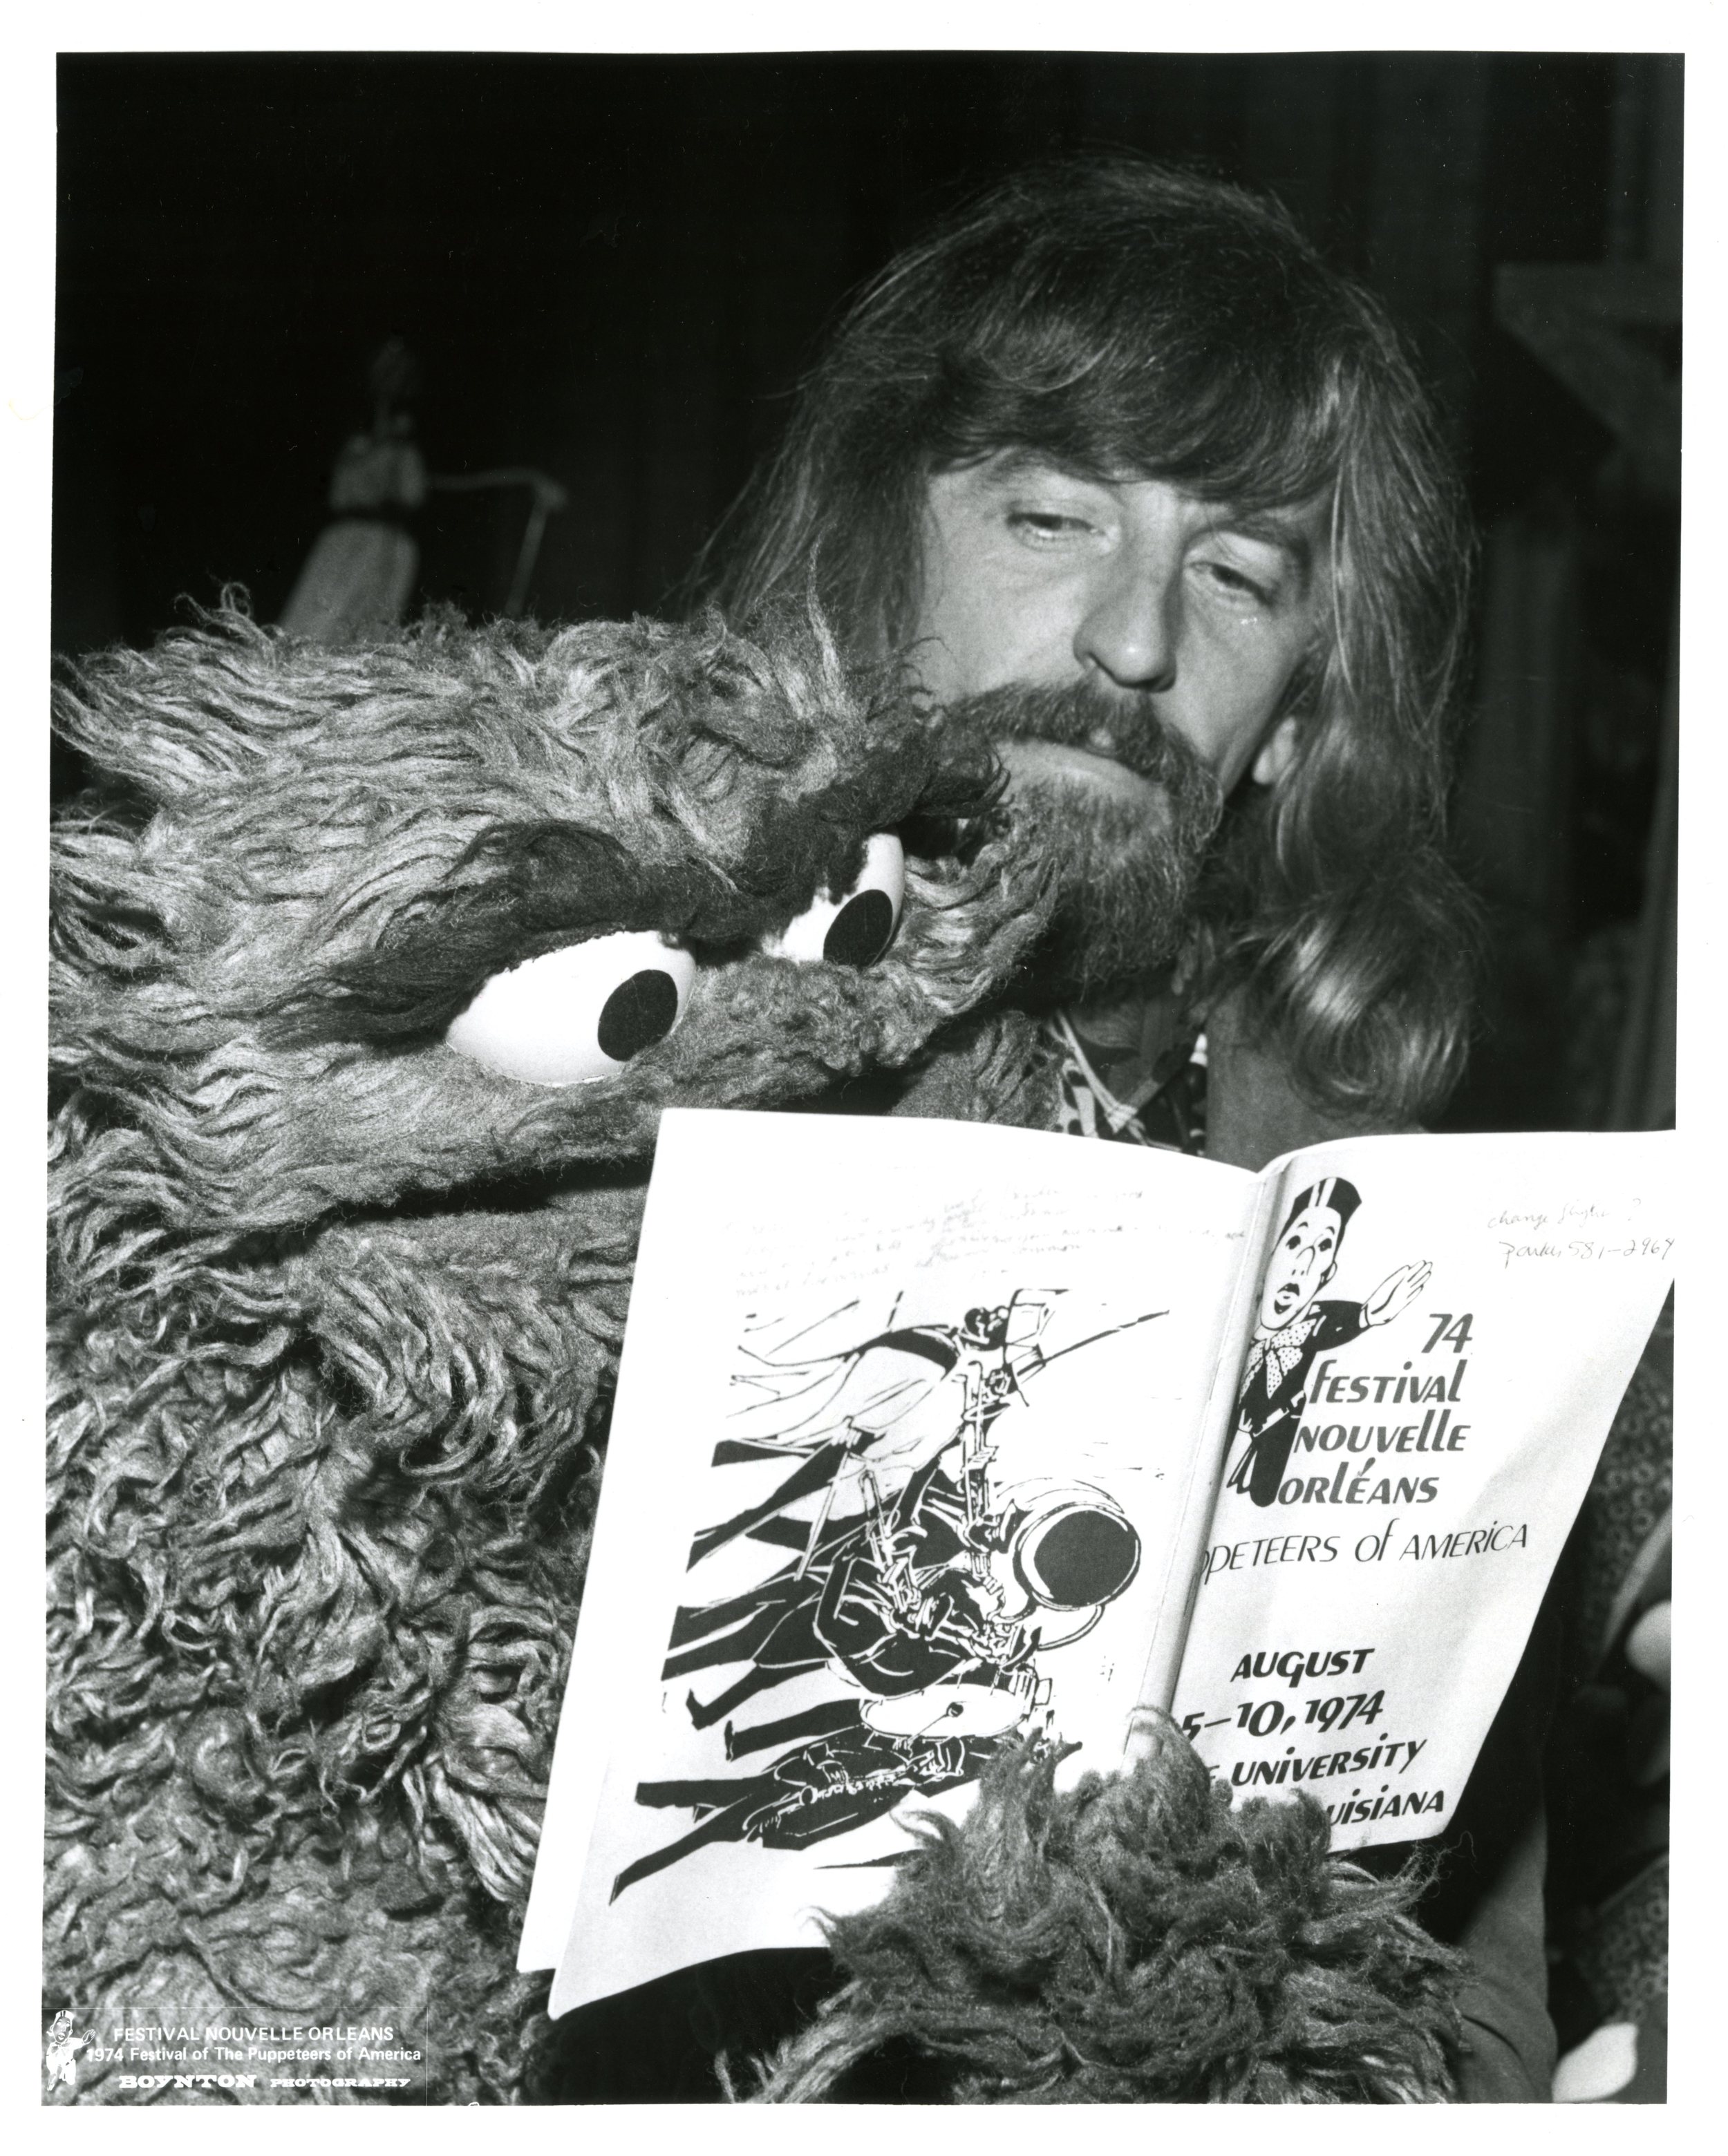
left=931, top=680, right=1227, bottom=1001
left=937, top=681, right=1216, bottom=792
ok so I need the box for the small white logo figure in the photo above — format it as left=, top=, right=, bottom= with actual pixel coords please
left=45, top=2009, right=89, bottom=2091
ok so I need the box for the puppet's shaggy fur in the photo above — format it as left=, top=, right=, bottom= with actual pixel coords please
left=756, top=1738, right=1463, bottom=2103
left=48, top=601, right=1055, bottom=2103
left=49, top=601, right=1465, bottom=2106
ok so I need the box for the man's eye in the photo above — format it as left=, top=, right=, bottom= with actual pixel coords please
left=1196, top=559, right=1275, bottom=604
left=444, top=929, right=696, bottom=1086
left=761, top=832, right=905, bottom=967
left=1009, top=511, right=1097, bottom=542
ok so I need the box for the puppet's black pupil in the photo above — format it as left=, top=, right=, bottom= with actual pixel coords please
left=597, top=970, right=680, bottom=1061
left=1030, top=1511, right=1140, bottom=1607
left=823, top=889, right=895, bottom=967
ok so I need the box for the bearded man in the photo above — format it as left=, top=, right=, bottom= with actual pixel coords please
left=704, top=158, right=1474, bottom=1172
left=697, top=159, right=1555, bottom=2101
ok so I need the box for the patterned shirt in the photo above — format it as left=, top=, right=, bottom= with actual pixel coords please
left=1046, top=1001, right=1208, bottom=1156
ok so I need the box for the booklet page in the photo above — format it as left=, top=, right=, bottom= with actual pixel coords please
left=532, top=1108, right=1260, bottom=2011
left=1170, top=1128, right=1675, bottom=1851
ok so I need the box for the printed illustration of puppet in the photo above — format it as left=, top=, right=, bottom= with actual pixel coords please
left=1225, top=1177, right=1429, bottom=1509
left=614, top=1725, right=1004, bottom=1898
left=44, top=2012, right=88, bottom=2092
left=696, top=1297, right=1058, bottom=1562
left=614, top=1294, right=1154, bottom=1896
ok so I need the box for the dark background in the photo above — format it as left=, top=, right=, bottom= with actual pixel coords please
left=50, top=50, right=1680, bottom=1132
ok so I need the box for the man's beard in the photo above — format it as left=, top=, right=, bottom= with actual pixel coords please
left=944, top=681, right=1227, bottom=1001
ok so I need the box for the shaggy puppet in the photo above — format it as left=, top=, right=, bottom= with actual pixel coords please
left=48, top=603, right=1463, bottom=2104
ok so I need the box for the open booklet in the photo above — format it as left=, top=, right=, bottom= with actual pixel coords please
left=519, top=1109, right=1675, bottom=2015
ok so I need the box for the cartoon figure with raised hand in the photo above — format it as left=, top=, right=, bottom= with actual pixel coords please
left=1225, top=1177, right=1429, bottom=1508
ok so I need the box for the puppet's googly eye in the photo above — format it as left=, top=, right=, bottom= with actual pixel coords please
left=761, top=832, right=905, bottom=967
left=444, top=932, right=695, bottom=1086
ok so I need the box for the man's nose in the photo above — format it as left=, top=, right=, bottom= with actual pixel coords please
left=1073, top=544, right=1180, bottom=692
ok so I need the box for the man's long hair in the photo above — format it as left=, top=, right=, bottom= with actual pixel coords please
left=698, top=158, right=1478, bottom=1127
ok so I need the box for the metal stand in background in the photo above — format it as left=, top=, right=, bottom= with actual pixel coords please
left=424, top=466, right=570, bottom=621
left=278, top=339, right=568, bottom=645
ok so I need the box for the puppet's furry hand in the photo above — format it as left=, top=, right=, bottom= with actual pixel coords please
left=755, top=1735, right=1463, bottom=2103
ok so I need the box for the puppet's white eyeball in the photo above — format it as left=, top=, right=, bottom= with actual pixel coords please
left=444, top=932, right=695, bottom=1086
left=760, top=832, right=905, bottom=967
